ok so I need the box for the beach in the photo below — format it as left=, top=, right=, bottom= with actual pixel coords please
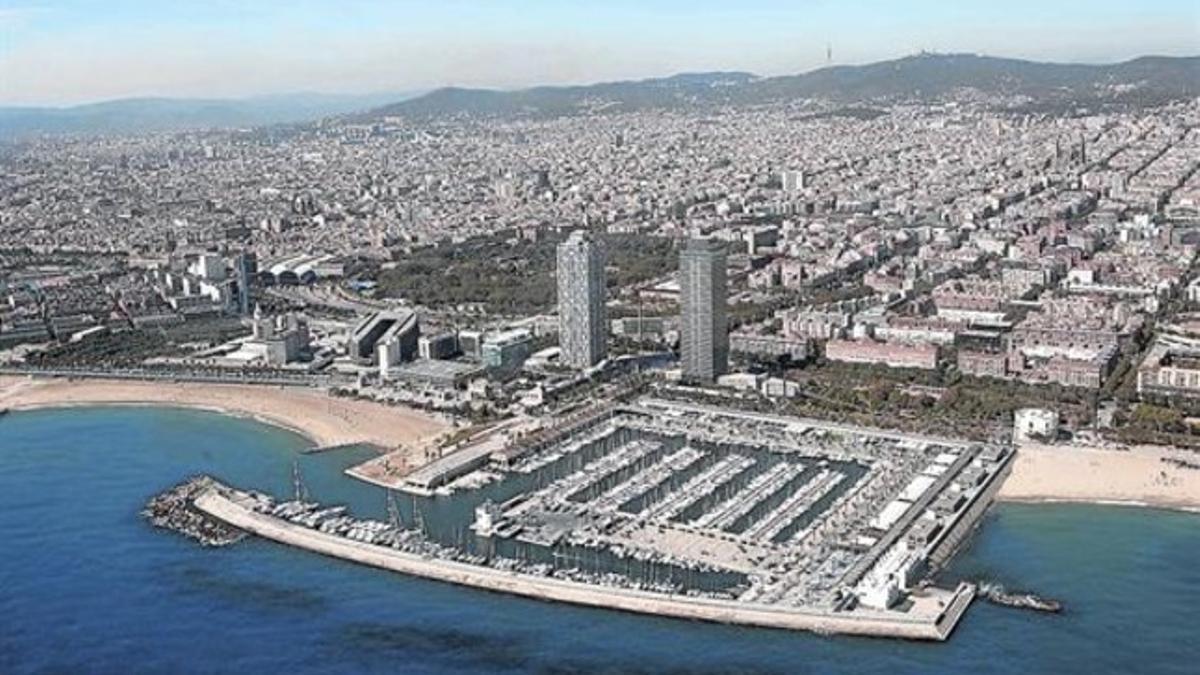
left=0, top=375, right=448, bottom=453
left=1000, top=442, right=1200, bottom=513
left=6, top=373, right=1199, bottom=513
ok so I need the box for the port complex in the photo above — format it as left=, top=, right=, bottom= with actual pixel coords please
left=187, top=398, right=1013, bottom=640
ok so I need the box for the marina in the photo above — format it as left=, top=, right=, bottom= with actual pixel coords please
left=145, top=398, right=1020, bottom=641
left=6, top=405, right=1195, bottom=674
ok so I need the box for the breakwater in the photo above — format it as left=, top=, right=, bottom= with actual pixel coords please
left=192, top=481, right=975, bottom=641
left=143, top=477, right=247, bottom=547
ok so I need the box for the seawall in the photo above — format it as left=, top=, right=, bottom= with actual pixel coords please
left=195, top=488, right=974, bottom=641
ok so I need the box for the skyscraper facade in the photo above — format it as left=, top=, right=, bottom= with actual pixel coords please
left=556, top=230, right=607, bottom=368
left=680, top=237, right=728, bottom=381
left=235, top=251, right=257, bottom=316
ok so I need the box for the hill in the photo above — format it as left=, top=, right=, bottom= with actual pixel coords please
left=0, top=91, right=420, bottom=140
left=369, top=53, right=1200, bottom=120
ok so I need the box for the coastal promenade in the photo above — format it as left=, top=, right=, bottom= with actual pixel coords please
left=195, top=487, right=976, bottom=641
left=0, top=364, right=354, bottom=387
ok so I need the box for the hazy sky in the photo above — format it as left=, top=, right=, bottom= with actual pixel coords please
left=2, top=0, right=1197, bottom=106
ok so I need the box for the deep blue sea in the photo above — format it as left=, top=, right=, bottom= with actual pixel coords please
left=1, top=407, right=1198, bottom=675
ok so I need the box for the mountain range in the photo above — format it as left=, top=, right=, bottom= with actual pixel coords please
left=0, top=91, right=419, bottom=140
left=3, top=53, right=1197, bottom=139
left=370, top=53, right=1200, bottom=120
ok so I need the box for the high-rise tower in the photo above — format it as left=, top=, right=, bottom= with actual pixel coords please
left=235, top=251, right=257, bottom=316
left=556, top=230, right=607, bottom=368
left=680, top=238, right=728, bottom=381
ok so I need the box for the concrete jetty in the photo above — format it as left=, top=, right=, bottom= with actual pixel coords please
left=194, top=484, right=975, bottom=641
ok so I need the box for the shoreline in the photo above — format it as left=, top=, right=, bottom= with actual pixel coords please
left=5, top=375, right=1199, bottom=515
left=998, top=443, right=1200, bottom=514
left=0, top=376, right=448, bottom=456
left=6, top=398, right=325, bottom=445
left=997, top=495, right=1200, bottom=516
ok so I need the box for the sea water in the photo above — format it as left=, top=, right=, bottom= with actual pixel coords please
left=1, top=407, right=1197, bottom=674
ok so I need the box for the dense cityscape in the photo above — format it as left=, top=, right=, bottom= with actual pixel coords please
left=1, top=4, right=1198, bottom=661
left=4, top=86, right=1200, bottom=444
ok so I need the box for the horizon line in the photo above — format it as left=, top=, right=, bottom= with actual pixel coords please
left=4, top=49, right=1197, bottom=110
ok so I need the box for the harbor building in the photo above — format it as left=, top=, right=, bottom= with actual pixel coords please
left=556, top=231, right=608, bottom=369
left=680, top=238, right=729, bottom=381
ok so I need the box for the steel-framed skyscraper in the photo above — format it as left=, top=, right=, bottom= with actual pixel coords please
left=556, top=230, right=607, bottom=368
left=680, top=237, right=728, bottom=381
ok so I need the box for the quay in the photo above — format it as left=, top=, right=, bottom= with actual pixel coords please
left=194, top=483, right=976, bottom=641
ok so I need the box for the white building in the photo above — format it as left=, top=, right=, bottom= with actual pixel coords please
left=781, top=169, right=806, bottom=193
left=1013, top=408, right=1059, bottom=444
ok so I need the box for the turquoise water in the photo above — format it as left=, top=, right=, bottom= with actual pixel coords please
left=1, top=407, right=1197, bottom=674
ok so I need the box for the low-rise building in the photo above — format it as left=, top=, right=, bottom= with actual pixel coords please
left=825, top=339, right=940, bottom=370
left=1137, top=337, right=1200, bottom=401
left=482, top=329, right=533, bottom=373
left=1013, top=408, right=1059, bottom=443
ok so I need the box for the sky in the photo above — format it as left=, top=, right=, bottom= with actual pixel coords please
left=1, top=0, right=1197, bottom=106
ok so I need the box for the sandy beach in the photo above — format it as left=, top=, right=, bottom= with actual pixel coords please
left=1000, top=443, right=1200, bottom=513
left=0, top=375, right=448, bottom=453
left=6, top=374, right=1198, bottom=511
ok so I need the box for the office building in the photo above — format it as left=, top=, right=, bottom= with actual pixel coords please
left=235, top=251, right=257, bottom=316
left=556, top=230, right=607, bottom=368
left=348, top=310, right=419, bottom=364
left=418, top=332, right=461, bottom=360
left=482, top=329, right=533, bottom=373
left=680, top=238, right=728, bottom=381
